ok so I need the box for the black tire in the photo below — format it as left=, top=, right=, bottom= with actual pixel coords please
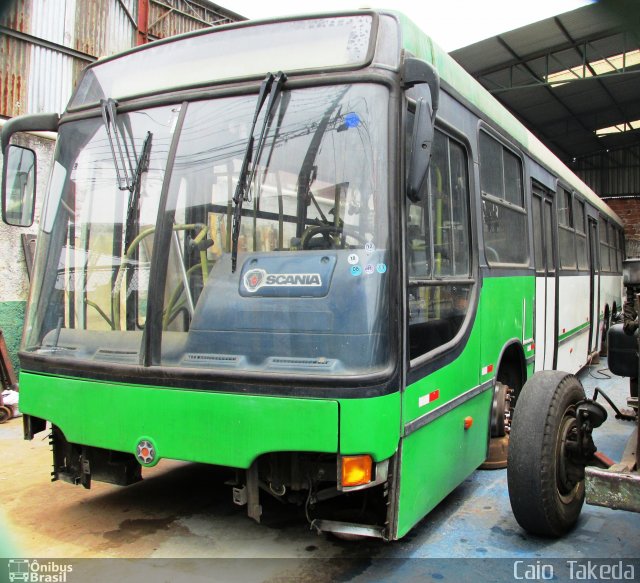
left=0, top=406, right=11, bottom=424
left=507, top=371, right=586, bottom=537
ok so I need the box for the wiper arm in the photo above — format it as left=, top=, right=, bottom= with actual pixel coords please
left=124, top=131, right=152, bottom=252
left=113, top=131, right=153, bottom=330
left=101, top=98, right=133, bottom=191
left=295, top=87, right=349, bottom=238
left=231, top=71, right=287, bottom=273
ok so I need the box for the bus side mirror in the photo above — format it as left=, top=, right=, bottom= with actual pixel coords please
left=2, top=145, right=36, bottom=227
left=402, top=58, right=439, bottom=203
left=1, top=112, right=59, bottom=227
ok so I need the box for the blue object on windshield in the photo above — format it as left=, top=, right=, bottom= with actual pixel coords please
left=344, top=112, right=361, bottom=128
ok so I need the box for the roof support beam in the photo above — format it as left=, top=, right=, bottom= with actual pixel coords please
left=492, top=35, right=603, bottom=160
left=469, top=27, right=624, bottom=78
left=0, top=24, right=96, bottom=63
left=554, top=16, right=633, bottom=137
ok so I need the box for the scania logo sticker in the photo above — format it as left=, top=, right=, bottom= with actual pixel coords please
left=243, top=268, right=322, bottom=293
left=245, top=268, right=266, bottom=292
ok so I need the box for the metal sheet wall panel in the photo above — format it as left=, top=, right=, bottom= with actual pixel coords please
left=30, top=0, right=73, bottom=46
left=1, top=0, right=32, bottom=116
left=0, top=0, right=31, bottom=33
left=148, top=0, right=235, bottom=40
left=1, top=35, right=31, bottom=117
left=1, top=0, right=244, bottom=117
left=74, top=0, right=109, bottom=58
left=27, top=45, right=74, bottom=114
left=576, top=146, right=640, bottom=197
left=107, top=0, right=136, bottom=56
left=24, top=0, right=74, bottom=114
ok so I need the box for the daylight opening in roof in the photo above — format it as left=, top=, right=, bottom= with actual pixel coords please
left=547, top=48, right=640, bottom=87
left=596, top=118, right=640, bottom=137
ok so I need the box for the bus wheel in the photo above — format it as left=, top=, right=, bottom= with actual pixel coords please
left=507, top=371, right=586, bottom=537
left=481, top=381, right=514, bottom=469
left=491, top=381, right=513, bottom=437
left=0, top=406, right=12, bottom=423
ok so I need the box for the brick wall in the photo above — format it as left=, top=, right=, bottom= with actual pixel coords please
left=605, top=198, right=640, bottom=258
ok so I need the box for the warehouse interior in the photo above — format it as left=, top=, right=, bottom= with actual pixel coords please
left=451, top=0, right=640, bottom=253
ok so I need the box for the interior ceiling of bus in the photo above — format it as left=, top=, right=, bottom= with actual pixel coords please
left=450, top=1, right=640, bottom=167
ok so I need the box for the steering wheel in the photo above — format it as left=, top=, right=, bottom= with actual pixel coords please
left=301, top=225, right=346, bottom=250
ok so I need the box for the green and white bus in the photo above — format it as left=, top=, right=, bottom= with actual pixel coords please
left=1, top=10, right=624, bottom=540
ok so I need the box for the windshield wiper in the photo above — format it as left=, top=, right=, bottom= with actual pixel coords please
left=295, top=88, right=349, bottom=239
left=113, top=130, right=153, bottom=330
left=101, top=98, right=135, bottom=191
left=231, top=71, right=287, bottom=273
left=125, top=131, right=153, bottom=249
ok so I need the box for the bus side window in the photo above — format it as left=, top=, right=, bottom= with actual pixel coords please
left=479, top=131, right=528, bottom=266
left=406, top=130, right=472, bottom=360
left=599, top=217, right=611, bottom=272
left=574, top=197, right=588, bottom=270
left=558, top=187, right=577, bottom=270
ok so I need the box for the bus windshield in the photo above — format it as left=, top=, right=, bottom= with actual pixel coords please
left=24, top=83, right=392, bottom=377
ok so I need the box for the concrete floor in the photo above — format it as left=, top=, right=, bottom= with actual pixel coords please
left=1, top=360, right=638, bottom=582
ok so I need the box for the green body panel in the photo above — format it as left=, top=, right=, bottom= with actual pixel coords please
left=19, top=372, right=340, bottom=469
left=479, top=276, right=535, bottom=376
left=396, top=390, right=492, bottom=539
left=396, top=275, right=534, bottom=537
left=19, top=372, right=402, bottom=468
left=338, top=392, right=401, bottom=461
left=401, top=305, right=481, bottom=428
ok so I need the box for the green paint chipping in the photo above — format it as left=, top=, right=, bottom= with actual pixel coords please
left=0, top=301, right=25, bottom=374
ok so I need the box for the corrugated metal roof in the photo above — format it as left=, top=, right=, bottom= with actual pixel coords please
left=451, top=2, right=640, bottom=165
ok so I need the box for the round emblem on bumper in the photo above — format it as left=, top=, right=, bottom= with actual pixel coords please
left=136, top=439, right=156, bottom=465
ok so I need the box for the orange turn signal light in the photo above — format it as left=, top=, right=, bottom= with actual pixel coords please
left=341, top=455, right=373, bottom=488
left=464, top=416, right=473, bottom=430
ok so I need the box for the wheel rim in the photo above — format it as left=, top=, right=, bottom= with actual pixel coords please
left=555, top=408, right=582, bottom=504
left=491, top=382, right=514, bottom=437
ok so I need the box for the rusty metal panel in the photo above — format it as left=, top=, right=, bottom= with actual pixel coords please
left=0, top=0, right=244, bottom=117
left=0, top=34, right=30, bottom=117
left=148, top=0, right=239, bottom=40
left=74, top=0, right=109, bottom=57
left=586, top=464, right=640, bottom=513
left=0, top=0, right=31, bottom=33
left=0, top=0, right=31, bottom=116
